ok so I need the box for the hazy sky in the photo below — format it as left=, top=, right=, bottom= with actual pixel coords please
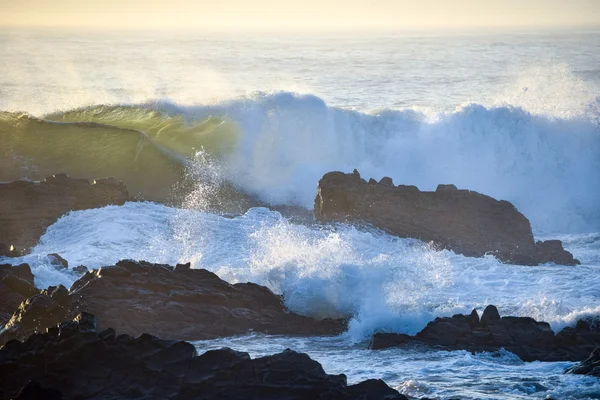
left=1, top=0, right=599, bottom=31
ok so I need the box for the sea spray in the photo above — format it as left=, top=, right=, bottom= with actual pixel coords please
left=6, top=202, right=599, bottom=339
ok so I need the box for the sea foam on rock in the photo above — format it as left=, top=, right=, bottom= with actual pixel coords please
left=0, top=260, right=346, bottom=346
left=0, top=174, right=129, bottom=253
left=0, top=313, right=406, bottom=400
left=369, top=305, right=600, bottom=362
left=314, top=170, right=579, bottom=266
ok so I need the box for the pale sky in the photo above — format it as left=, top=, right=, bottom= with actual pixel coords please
left=1, top=0, right=599, bottom=31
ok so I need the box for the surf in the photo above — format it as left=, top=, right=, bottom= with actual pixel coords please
left=1, top=91, right=599, bottom=233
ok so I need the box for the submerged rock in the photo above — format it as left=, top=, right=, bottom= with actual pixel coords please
left=566, top=347, right=600, bottom=377
left=0, top=314, right=406, bottom=400
left=0, top=174, right=129, bottom=252
left=314, top=170, right=579, bottom=266
left=369, top=305, right=600, bottom=362
left=47, top=253, right=69, bottom=270
left=0, top=260, right=346, bottom=345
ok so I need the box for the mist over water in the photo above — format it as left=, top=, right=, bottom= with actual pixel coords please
left=1, top=29, right=600, bottom=399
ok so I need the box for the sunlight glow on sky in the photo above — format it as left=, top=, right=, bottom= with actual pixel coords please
left=1, top=0, right=599, bottom=32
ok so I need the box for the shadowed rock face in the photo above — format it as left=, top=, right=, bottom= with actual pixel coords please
left=566, top=347, right=600, bottom=377
left=0, top=264, right=39, bottom=326
left=0, top=260, right=346, bottom=345
left=314, top=170, right=579, bottom=266
left=0, top=313, right=406, bottom=400
left=0, top=174, right=129, bottom=252
left=369, top=305, right=600, bottom=362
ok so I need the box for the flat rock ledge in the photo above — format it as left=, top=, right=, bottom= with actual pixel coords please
left=369, top=305, right=600, bottom=362
left=0, top=313, right=406, bottom=400
left=0, top=260, right=346, bottom=346
left=0, top=174, right=130, bottom=254
left=314, top=170, right=579, bottom=266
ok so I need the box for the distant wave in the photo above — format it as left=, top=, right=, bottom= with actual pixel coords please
left=1, top=91, right=599, bottom=232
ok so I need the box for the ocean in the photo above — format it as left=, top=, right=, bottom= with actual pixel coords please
left=1, top=28, right=600, bottom=399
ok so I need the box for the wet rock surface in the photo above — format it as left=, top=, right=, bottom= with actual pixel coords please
left=0, top=260, right=346, bottom=345
left=566, top=347, right=600, bottom=377
left=0, top=313, right=406, bottom=400
left=0, top=174, right=129, bottom=252
left=314, top=170, right=579, bottom=266
left=369, top=305, right=600, bottom=362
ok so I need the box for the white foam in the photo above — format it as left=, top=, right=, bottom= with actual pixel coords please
left=5, top=202, right=599, bottom=339
left=158, top=86, right=600, bottom=234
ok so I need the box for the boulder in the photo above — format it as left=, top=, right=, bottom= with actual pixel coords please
left=536, top=240, right=580, bottom=265
left=47, top=253, right=69, bottom=270
left=314, top=170, right=578, bottom=266
left=0, top=260, right=346, bottom=345
left=566, top=347, right=600, bottom=377
left=0, top=314, right=406, bottom=400
left=369, top=305, right=600, bottom=362
left=0, top=174, right=129, bottom=252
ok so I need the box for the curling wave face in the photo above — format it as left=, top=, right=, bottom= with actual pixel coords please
left=1, top=91, right=600, bottom=232
left=0, top=106, right=237, bottom=202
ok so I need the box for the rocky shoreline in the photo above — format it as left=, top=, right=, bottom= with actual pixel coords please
left=0, top=172, right=599, bottom=399
left=369, top=305, right=600, bottom=362
left=0, top=313, right=405, bottom=400
left=0, top=260, right=346, bottom=346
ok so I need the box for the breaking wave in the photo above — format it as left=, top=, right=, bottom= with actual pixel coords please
left=1, top=91, right=599, bottom=232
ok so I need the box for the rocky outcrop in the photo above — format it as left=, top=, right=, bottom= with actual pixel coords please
left=0, top=263, right=39, bottom=326
left=0, top=260, right=346, bottom=345
left=369, top=305, right=600, bottom=362
left=0, top=174, right=129, bottom=253
left=314, top=170, right=579, bottom=266
left=566, top=347, right=600, bottom=377
left=0, top=313, right=405, bottom=400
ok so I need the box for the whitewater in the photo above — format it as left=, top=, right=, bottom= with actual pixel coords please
left=1, top=29, right=600, bottom=398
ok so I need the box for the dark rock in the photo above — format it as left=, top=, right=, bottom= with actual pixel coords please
left=536, top=240, right=580, bottom=266
left=0, top=264, right=39, bottom=326
left=369, top=306, right=600, bottom=362
left=0, top=315, right=404, bottom=400
left=47, top=253, right=69, bottom=270
left=0, top=260, right=346, bottom=345
left=14, top=381, right=63, bottom=400
left=0, top=175, right=129, bottom=252
left=480, top=305, right=501, bottom=325
left=314, top=171, right=579, bottom=266
left=0, top=242, right=22, bottom=257
left=436, top=183, right=458, bottom=192
left=72, top=265, right=88, bottom=275
left=566, top=347, right=600, bottom=377
left=379, top=177, right=394, bottom=186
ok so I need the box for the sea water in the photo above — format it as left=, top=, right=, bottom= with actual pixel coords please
left=1, top=28, right=599, bottom=399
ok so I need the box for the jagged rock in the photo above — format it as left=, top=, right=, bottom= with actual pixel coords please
left=47, top=253, right=69, bottom=270
left=314, top=170, right=579, bottom=266
left=0, top=260, right=346, bottom=345
left=369, top=305, right=600, bottom=362
left=0, top=174, right=129, bottom=252
left=536, top=240, right=580, bottom=265
left=0, top=314, right=406, bottom=400
left=566, top=347, right=600, bottom=377
left=0, top=264, right=39, bottom=326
